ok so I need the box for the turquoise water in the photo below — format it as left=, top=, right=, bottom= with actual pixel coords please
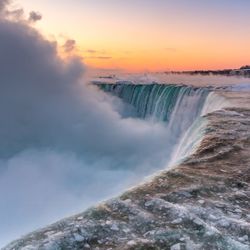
left=98, top=83, right=211, bottom=166
left=98, top=83, right=209, bottom=123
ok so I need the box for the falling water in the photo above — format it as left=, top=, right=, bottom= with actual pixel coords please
left=98, top=83, right=212, bottom=166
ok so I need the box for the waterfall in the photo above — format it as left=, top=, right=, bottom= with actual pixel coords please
left=201, top=92, right=231, bottom=115
left=170, top=91, right=232, bottom=165
left=98, top=83, right=212, bottom=167
left=99, top=84, right=208, bottom=122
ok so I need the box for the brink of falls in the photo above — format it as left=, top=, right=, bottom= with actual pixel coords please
left=3, top=84, right=250, bottom=250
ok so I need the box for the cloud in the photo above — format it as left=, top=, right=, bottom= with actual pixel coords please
left=96, top=56, right=112, bottom=59
left=84, top=49, right=113, bottom=59
left=0, top=2, right=171, bottom=246
left=85, top=49, right=108, bottom=55
left=86, top=56, right=112, bottom=60
left=0, top=0, right=41, bottom=22
left=86, top=49, right=98, bottom=54
left=28, top=11, right=42, bottom=23
left=165, top=47, right=177, bottom=52
left=0, top=0, right=9, bottom=13
left=63, top=39, right=76, bottom=53
left=0, top=0, right=23, bottom=20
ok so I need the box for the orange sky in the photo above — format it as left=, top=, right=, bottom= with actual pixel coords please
left=18, top=0, right=250, bottom=72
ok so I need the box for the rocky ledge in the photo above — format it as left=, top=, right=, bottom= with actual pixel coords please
left=3, top=92, right=250, bottom=250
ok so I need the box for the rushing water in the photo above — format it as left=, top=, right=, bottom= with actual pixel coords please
left=99, top=84, right=209, bottom=122
left=1, top=82, right=225, bottom=247
left=98, top=83, right=212, bottom=166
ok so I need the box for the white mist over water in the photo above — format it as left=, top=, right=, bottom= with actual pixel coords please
left=91, top=70, right=250, bottom=88
left=1, top=2, right=249, bottom=247
left=99, top=84, right=210, bottom=168
left=0, top=3, right=175, bottom=246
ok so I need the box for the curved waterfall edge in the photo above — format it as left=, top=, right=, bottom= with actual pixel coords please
left=97, top=83, right=229, bottom=170
left=5, top=87, right=245, bottom=250
left=169, top=91, right=231, bottom=167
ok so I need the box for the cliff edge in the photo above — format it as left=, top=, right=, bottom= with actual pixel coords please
left=3, top=92, right=250, bottom=250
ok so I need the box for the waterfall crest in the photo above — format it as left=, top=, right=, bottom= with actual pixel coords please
left=98, top=84, right=209, bottom=122
left=98, top=83, right=213, bottom=166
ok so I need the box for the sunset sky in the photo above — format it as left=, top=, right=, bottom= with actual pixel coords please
left=17, top=0, right=250, bottom=72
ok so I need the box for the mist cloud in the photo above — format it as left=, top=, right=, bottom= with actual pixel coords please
left=63, top=39, right=76, bottom=53
left=28, top=11, right=42, bottom=23
left=0, top=0, right=24, bottom=20
left=0, top=2, right=171, bottom=246
left=0, top=0, right=9, bottom=13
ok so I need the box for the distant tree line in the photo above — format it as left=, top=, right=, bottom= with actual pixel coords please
left=163, top=65, right=250, bottom=77
left=240, top=65, right=250, bottom=70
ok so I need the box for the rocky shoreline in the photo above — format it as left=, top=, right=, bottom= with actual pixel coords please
left=3, top=92, right=250, bottom=250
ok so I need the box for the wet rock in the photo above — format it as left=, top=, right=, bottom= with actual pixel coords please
left=3, top=99, right=250, bottom=250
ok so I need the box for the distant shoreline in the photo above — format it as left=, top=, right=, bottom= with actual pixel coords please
left=164, top=65, right=250, bottom=77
